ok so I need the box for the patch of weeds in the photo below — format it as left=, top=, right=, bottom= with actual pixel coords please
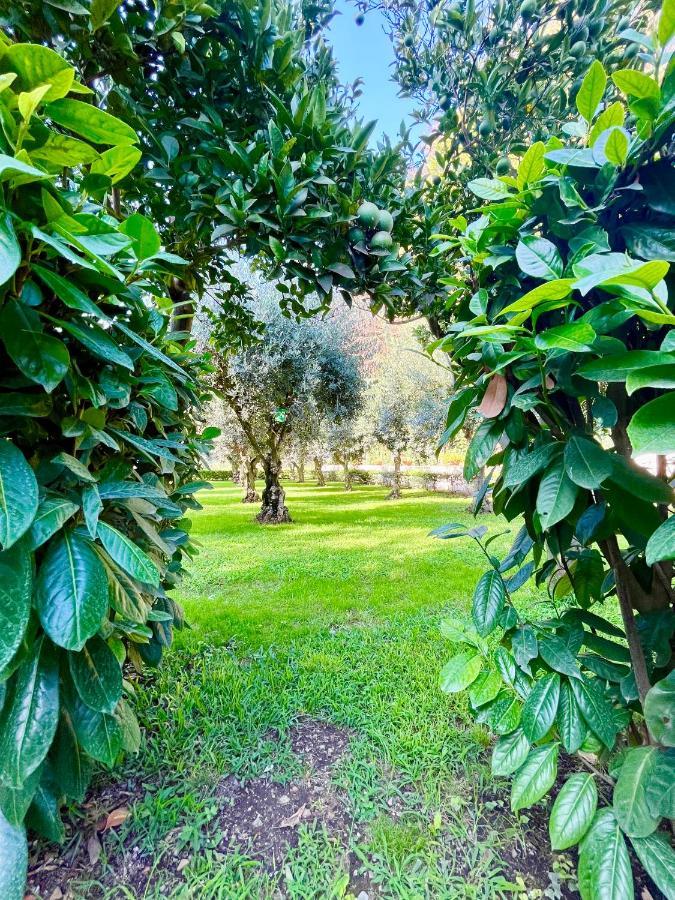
left=280, top=823, right=351, bottom=900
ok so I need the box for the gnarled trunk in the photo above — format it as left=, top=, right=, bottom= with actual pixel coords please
left=387, top=451, right=402, bottom=500
left=297, top=454, right=305, bottom=483
left=242, top=456, right=259, bottom=503
left=257, top=454, right=291, bottom=524
left=314, top=456, right=326, bottom=486
left=342, top=458, right=352, bottom=492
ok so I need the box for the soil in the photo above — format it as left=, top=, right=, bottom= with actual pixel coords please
left=25, top=723, right=668, bottom=900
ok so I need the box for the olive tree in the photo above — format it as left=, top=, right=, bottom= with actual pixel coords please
left=213, top=305, right=364, bottom=522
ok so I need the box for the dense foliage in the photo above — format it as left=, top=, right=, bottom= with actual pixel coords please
left=432, top=8, right=675, bottom=896
left=0, top=42, right=212, bottom=896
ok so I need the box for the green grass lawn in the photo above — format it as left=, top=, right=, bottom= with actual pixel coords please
left=38, top=483, right=574, bottom=900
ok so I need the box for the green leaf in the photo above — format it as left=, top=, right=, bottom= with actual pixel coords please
left=536, top=459, right=578, bottom=530
left=522, top=673, right=560, bottom=742
left=486, top=691, right=522, bottom=734
left=492, top=728, right=530, bottom=776
left=646, top=516, right=675, bottom=566
left=644, top=672, right=675, bottom=746
left=114, top=698, right=141, bottom=753
left=570, top=677, right=617, bottom=748
left=627, top=394, right=675, bottom=454
left=517, top=141, right=545, bottom=190
left=0, top=638, right=59, bottom=788
left=119, top=213, right=161, bottom=261
left=613, top=747, right=660, bottom=837
left=0, top=764, right=42, bottom=826
left=90, top=145, right=141, bottom=184
left=0, top=154, right=50, bottom=184
left=51, top=451, right=97, bottom=483
left=0, top=809, right=27, bottom=900
left=564, top=436, right=613, bottom=489
left=626, top=364, right=675, bottom=395
left=44, top=98, right=138, bottom=146
left=97, top=520, right=159, bottom=586
left=471, top=570, right=505, bottom=637
left=516, top=236, right=564, bottom=281
left=511, top=626, right=538, bottom=674
left=539, top=635, right=582, bottom=680
left=69, top=636, right=122, bottom=714
left=55, top=319, right=134, bottom=371
left=1, top=43, right=74, bottom=102
left=52, top=718, right=92, bottom=802
left=0, top=214, right=21, bottom=287
left=0, top=543, right=32, bottom=673
left=534, top=322, right=596, bottom=353
left=578, top=350, right=675, bottom=382
left=439, top=650, right=483, bottom=693
left=25, top=765, right=64, bottom=843
left=0, top=440, right=39, bottom=551
left=644, top=748, right=675, bottom=820
left=32, top=265, right=101, bottom=317
left=576, top=60, right=607, bottom=123
left=604, top=128, right=629, bottom=166
left=550, top=773, right=598, bottom=850
left=557, top=681, right=587, bottom=752
left=467, top=178, right=512, bottom=200
left=612, top=69, right=660, bottom=99
left=27, top=499, right=79, bottom=551
left=68, top=691, right=122, bottom=766
left=589, top=102, right=625, bottom=146
left=578, top=809, right=633, bottom=900
left=502, top=443, right=559, bottom=488
left=500, top=279, right=574, bottom=316
left=659, top=0, right=675, bottom=44
left=35, top=530, right=108, bottom=651
left=468, top=668, right=502, bottom=707
left=0, top=300, right=70, bottom=392
left=630, top=832, right=675, bottom=900
left=511, top=743, right=559, bottom=812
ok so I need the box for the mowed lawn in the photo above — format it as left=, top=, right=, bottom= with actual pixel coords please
left=39, top=483, right=567, bottom=900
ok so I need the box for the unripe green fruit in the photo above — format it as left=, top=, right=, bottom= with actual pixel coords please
left=375, top=209, right=394, bottom=232
left=370, top=230, right=393, bottom=250
left=357, top=201, right=379, bottom=228
left=355, top=13, right=364, bottom=26
left=478, top=118, right=493, bottom=138
left=588, top=17, right=604, bottom=38
left=520, top=0, right=537, bottom=19
left=623, top=43, right=639, bottom=59
left=404, top=35, right=414, bottom=47
left=617, top=16, right=630, bottom=31
left=439, top=93, right=451, bottom=111
left=576, top=25, right=589, bottom=42
left=432, top=175, right=442, bottom=185
left=570, top=40, right=586, bottom=57
left=348, top=227, right=365, bottom=244
left=495, top=156, right=510, bottom=175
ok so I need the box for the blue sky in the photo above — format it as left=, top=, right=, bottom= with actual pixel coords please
left=326, top=1, right=417, bottom=144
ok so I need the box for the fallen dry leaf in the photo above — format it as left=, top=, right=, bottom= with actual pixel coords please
left=477, top=375, right=507, bottom=418
left=48, top=889, right=63, bottom=900
left=103, top=807, right=130, bottom=830
left=641, top=890, right=654, bottom=900
left=87, top=834, right=102, bottom=866
left=177, top=858, right=190, bottom=873
left=279, top=804, right=307, bottom=828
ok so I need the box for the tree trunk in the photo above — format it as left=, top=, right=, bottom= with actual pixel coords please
left=242, top=457, right=260, bottom=503
left=387, top=451, right=402, bottom=500
left=237, top=456, right=247, bottom=488
left=230, top=454, right=242, bottom=483
left=297, top=454, right=305, bottom=483
left=168, top=276, right=195, bottom=338
left=314, top=456, right=326, bottom=486
left=257, top=454, right=291, bottom=524
left=343, top=459, right=352, bottom=492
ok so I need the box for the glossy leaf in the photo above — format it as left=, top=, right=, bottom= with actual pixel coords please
left=440, top=651, right=483, bottom=693
left=564, top=436, right=613, bottom=489
left=69, top=636, right=122, bottom=714
left=644, top=672, right=675, bottom=746
left=97, top=521, right=159, bottom=586
left=471, top=570, right=505, bottom=637
left=0, top=441, right=39, bottom=550
left=0, top=638, right=59, bottom=788
left=549, top=773, right=597, bottom=850
left=630, top=832, right=675, bottom=900
left=578, top=809, right=633, bottom=900
left=35, top=530, right=108, bottom=651
left=0, top=543, right=32, bottom=673
left=522, top=673, right=560, bottom=742
left=536, top=459, right=578, bottom=530
left=492, top=728, right=530, bottom=776
left=511, top=743, right=559, bottom=812
left=27, top=498, right=79, bottom=550
left=570, top=677, right=617, bottom=749
left=0, top=809, right=27, bottom=900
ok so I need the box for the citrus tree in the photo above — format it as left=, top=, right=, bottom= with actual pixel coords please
left=431, top=6, right=675, bottom=895
left=0, top=43, right=213, bottom=898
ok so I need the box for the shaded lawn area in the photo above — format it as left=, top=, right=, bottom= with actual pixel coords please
left=29, top=483, right=572, bottom=900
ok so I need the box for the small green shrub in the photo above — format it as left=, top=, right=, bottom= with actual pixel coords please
left=0, top=43, right=213, bottom=895
left=198, top=470, right=233, bottom=482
